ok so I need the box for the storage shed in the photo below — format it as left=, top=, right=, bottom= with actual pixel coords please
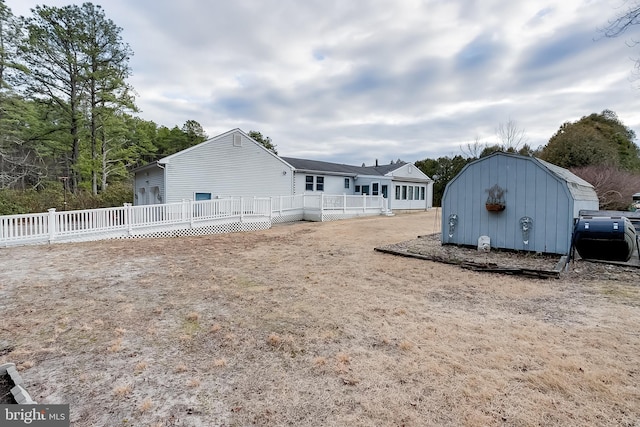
left=441, top=152, right=599, bottom=255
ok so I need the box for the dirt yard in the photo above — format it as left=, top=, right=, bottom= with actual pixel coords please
left=1, top=211, right=640, bottom=426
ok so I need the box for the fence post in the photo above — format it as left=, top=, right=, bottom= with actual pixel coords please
left=123, top=203, right=133, bottom=234
left=363, top=194, right=366, bottom=212
left=240, top=197, right=245, bottom=222
left=343, top=194, right=347, bottom=214
left=47, top=208, right=56, bottom=243
left=320, top=193, right=324, bottom=221
left=279, top=195, right=284, bottom=216
left=188, top=200, right=194, bottom=228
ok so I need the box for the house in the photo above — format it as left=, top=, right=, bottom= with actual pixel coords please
left=441, top=152, right=599, bottom=255
left=279, top=157, right=432, bottom=211
left=133, top=128, right=433, bottom=210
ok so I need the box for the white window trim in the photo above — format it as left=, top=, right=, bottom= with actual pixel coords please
left=371, top=181, right=380, bottom=196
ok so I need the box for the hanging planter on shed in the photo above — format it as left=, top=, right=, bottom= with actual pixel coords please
left=485, top=184, right=506, bottom=212
left=485, top=203, right=506, bottom=212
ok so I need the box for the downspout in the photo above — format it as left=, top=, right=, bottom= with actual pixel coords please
left=157, top=162, right=166, bottom=204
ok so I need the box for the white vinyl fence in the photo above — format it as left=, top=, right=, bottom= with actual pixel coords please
left=0, top=194, right=388, bottom=247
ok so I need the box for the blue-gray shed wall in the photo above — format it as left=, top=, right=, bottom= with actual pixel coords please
left=441, top=154, right=579, bottom=254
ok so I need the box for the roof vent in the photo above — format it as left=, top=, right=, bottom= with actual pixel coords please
left=233, top=134, right=242, bottom=147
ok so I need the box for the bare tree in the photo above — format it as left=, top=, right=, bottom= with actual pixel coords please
left=496, top=118, right=527, bottom=152
left=0, top=133, right=46, bottom=189
left=460, top=135, right=486, bottom=159
left=603, top=0, right=640, bottom=77
left=572, top=164, right=640, bottom=210
left=603, top=1, right=640, bottom=38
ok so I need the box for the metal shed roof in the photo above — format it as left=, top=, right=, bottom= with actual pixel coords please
left=535, top=157, right=599, bottom=203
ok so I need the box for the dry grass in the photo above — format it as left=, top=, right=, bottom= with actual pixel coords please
left=398, top=340, right=414, bottom=351
left=112, top=384, right=133, bottom=398
left=138, top=398, right=153, bottom=413
left=174, top=363, right=188, bottom=374
left=266, top=333, right=281, bottom=347
left=185, top=312, right=200, bottom=322
left=312, top=356, right=327, bottom=367
left=186, top=378, right=200, bottom=388
left=212, top=358, right=227, bottom=367
left=134, top=361, right=148, bottom=373
left=107, top=338, right=123, bottom=353
left=1, top=211, right=639, bottom=426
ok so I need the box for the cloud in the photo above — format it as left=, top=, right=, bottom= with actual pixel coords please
left=7, top=0, right=640, bottom=166
left=455, top=33, right=508, bottom=71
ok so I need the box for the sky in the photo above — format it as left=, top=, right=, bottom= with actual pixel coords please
left=6, top=0, right=640, bottom=166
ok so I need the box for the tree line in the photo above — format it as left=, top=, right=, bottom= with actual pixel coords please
left=0, top=1, right=207, bottom=213
left=415, top=111, right=640, bottom=210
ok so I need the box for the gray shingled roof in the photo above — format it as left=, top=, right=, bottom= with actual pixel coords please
left=281, top=157, right=406, bottom=176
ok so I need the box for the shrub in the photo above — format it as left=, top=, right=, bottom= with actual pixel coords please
left=571, top=165, right=640, bottom=210
left=0, top=180, right=133, bottom=215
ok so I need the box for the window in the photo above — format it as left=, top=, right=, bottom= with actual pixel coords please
left=414, top=186, right=419, bottom=200
left=372, top=183, right=379, bottom=196
left=344, top=178, right=350, bottom=189
left=395, top=186, right=400, bottom=200
left=306, top=175, right=325, bottom=191
left=421, top=187, right=425, bottom=200
left=402, top=185, right=407, bottom=200
left=355, top=185, right=361, bottom=193
left=195, top=192, right=211, bottom=201
left=409, top=186, right=414, bottom=200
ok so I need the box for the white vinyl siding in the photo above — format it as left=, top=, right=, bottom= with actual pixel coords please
left=385, top=164, right=433, bottom=210
left=134, top=166, right=165, bottom=206
left=391, top=183, right=429, bottom=210
left=294, top=174, right=351, bottom=194
left=163, top=131, right=293, bottom=203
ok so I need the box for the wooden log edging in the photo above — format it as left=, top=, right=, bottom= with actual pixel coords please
left=373, top=247, right=561, bottom=279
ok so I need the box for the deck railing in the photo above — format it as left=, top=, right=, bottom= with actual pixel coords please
left=0, top=194, right=386, bottom=246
